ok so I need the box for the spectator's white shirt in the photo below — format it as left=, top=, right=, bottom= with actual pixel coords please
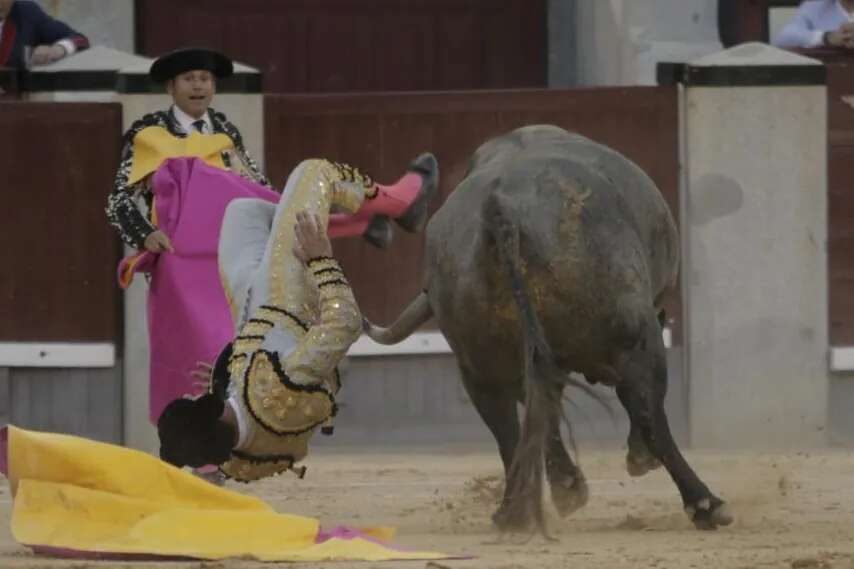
left=55, top=38, right=78, bottom=56
left=774, top=0, right=854, bottom=48
left=171, top=104, right=213, bottom=135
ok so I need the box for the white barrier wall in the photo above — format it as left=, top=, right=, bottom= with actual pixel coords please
left=569, top=0, right=722, bottom=86
left=681, top=44, right=830, bottom=448
left=35, top=0, right=135, bottom=53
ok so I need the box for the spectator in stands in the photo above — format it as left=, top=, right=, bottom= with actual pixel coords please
left=0, top=0, right=90, bottom=68
left=774, top=0, right=854, bottom=49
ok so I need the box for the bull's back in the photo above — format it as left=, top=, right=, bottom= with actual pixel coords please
left=425, top=126, right=677, bottom=369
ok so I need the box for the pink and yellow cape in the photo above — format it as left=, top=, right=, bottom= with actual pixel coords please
left=118, top=157, right=279, bottom=422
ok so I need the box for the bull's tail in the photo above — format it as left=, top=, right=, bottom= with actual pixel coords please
left=362, top=291, right=433, bottom=345
left=484, top=194, right=598, bottom=536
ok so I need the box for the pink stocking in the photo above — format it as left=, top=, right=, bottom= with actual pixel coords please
left=328, top=211, right=372, bottom=239
left=326, top=171, right=423, bottom=240
left=360, top=173, right=422, bottom=217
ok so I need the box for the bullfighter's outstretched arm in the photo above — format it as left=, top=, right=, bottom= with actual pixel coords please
left=281, top=256, right=362, bottom=386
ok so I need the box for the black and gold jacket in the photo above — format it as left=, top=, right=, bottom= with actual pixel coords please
left=216, top=257, right=361, bottom=482
left=105, top=107, right=269, bottom=249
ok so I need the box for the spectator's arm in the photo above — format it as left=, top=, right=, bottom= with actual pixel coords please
left=280, top=258, right=362, bottom=383
left=31, top=3, right=90, bottom=54
left=773, top=7, right=824, bottom=49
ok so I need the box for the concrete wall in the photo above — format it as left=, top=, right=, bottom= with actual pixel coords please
left=682, top=46, right=829, bottom=449
left=0, top=366, right=122, bottom=444
left=547, top=0, right=578, bottom=87
left=561, top=0, right=722, bottom=86
left=829, top=372, right=854, bottom=446
left=35, top=0, right=135, bottom=53
left=313, top=349, right=688, bottom=451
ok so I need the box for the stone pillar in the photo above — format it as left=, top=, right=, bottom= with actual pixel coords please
left=681, top=43, right=829, bottom=448
left=571, top=0, right=722, bottom=86
left=117, top=61, right=264, bottom=453
left=37, top=0, right=135, bottom=53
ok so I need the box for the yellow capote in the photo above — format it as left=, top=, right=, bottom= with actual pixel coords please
left=127, top=126, right=233, bottom=186
left=4, top=426, right=448, bottom=562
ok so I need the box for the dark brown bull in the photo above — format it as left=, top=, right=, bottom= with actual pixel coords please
left=364, top=125, right=732, bottom=532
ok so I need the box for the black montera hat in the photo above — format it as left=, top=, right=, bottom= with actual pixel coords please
left=157, top=393, right=233, bottom=468
left=149, top=47, right=234, bottom=83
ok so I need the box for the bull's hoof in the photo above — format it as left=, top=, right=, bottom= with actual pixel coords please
left=550, top=474, right=589, bottom=517
left=396, top=153, right=439, bottom=233
left=491, top=503, right=532, bottom=532
left=685, top=497, right=733, bottom=530
left=626, top=451, right=661, bottom=478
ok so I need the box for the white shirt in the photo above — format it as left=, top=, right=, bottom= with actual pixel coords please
left=227, top=394, right=254, bottom=451
left=774, top=0, right=854, bottom=48
left=171, top=104, right=213, bottom=135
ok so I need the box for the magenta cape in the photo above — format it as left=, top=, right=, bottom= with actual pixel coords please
left=118, top=158, right=279, bottom=423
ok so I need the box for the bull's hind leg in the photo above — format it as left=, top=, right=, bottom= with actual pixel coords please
left=624, top=419, right=661, bottom=477
left=459, top=367, right=524, bottom=530
left=614, top=313, right=733, bottom=530
left=545, top=391, right=589, bottom=517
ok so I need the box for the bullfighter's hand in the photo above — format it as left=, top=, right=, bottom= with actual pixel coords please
left=191, top=361, right=214, bottom=392
left=293, top=210, right=332, bottom=263
left=144, top=230, right=174, bottom=253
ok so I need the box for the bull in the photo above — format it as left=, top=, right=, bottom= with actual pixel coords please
left=363, top=125, right=733, bottom=532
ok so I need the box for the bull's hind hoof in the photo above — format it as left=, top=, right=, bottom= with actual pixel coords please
left=550, top=474, right=589, bottom=517
left=491, top=503, right=532, bottom=532
left=626, top=452, right=661, bottom=478
left=686, top=497, right=733, bottom=530
left=396, top=153, right=439, bottom=233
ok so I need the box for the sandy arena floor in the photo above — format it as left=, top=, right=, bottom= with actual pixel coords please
left=2, top=444, right=854, bottom=569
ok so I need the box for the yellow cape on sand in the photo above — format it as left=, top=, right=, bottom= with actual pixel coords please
left=127, top=126, right=232, bottom=186
left=4, top=426, right=450, bottom=562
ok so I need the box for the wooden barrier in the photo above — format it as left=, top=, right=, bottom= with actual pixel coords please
left=136, top=0, right=546, bottom=93
left=826, top=57, right=854, bottom=345
left=264, top=87, right=682, bottom=338
left=0, top=102, right=122, bottom=343
left=788, top=49, right=854, bottom=346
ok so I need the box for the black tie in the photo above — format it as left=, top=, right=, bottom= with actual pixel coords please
left=192, top=119, right=206, bottom=134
